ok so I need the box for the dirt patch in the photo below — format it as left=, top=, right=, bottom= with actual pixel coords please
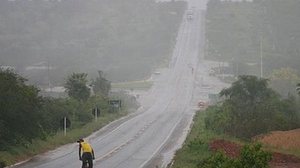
left=270, top=152, right=300, bottom=168
left=209, top=139, right=300, bottom=168
left=255, top=129, right=300, bottom=151
left=209, top=139, right=241, bottom=158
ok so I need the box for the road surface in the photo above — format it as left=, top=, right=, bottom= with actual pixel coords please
left=13, top=0, right=223, bottom=168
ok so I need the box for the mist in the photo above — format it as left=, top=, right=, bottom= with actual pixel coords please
left=0, top=0, right=185, bottom=87
left=205, top=0, right=300, bottom=97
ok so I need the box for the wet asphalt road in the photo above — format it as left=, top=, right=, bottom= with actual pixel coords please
left=14, top=0, right=214, bottom=168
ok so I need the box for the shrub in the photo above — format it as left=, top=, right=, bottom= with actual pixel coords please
left=187, top=139, right=207, bottom=154
left=238, top=144, right=272, bottom=168
left=198, top=152, right=236, bottom=168
left=198, top=143, right=272, bottom=168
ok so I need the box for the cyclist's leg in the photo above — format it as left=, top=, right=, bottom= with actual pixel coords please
left=85, top=153, right=93, bottom=168
left=82, top=153, right=88, bottom=168
left=81, top=160, right=86, bottom=168
left=88, top=158, right=93, bottom=168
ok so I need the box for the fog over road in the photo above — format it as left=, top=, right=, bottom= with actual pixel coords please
left=13, top=0, right=220, bottom=168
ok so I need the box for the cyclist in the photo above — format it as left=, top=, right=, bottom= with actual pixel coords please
left=77, top=138, right=95, bottom=168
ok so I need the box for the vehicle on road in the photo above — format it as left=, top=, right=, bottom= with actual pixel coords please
left=198, top=101, right=208, bottom=109
left=154, top=71, right=161, bottom=75
left=187, top=9, right=194, bottom=20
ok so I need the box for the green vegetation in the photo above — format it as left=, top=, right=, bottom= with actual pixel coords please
left=0, top=70, right=43, bottom=150
left=171, top=75, right=300, bottom=167
left=171, top=110, right=271, bottom=168
left=170, top=111, right=217, bottom=168
left=0, top=69, right=136, bottom=166
left=0, top=110, right=126, bottom=166
left=206, top=75, right=300, bottom=139
left=65, top=73, right=90, bottom=102
left=199, top=144, right=271, bottom=168
left=91, top=71, right=111, bottom=97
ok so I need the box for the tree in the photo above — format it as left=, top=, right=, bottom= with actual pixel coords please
left=206, top=75, right=300, bottom=138
left=65, top=73, right=90, bottom=102
left=219, top=75, right=280, bottom=138
left=0, top=69, right=43, bottom=149
left=92, top=71, right=111, bottom=97
left=220, top=76, right=276, bottom=107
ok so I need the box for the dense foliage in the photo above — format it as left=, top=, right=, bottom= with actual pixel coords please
left=65, top=73, right=90, bottom=102
left=0, top=69, right=134, bottom=154
left=91, top=71, right=111, bottom=97
left=0, top=70, right=43, bottom=150
left=199, top=144, right=272, bottom=168
left=0, top=0, right=186, bottom=83
left=206, top=0, right=300, bottom=77
left=205, top=75, right=300, bottom=139
left=170, top=112, right=273, bottom=168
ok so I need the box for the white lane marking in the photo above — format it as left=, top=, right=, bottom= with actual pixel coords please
left=139, top=9, right=197, bottom=168
left=95, top=120, right=156, bottom=163
left=138, top=111, right=186, bottom=168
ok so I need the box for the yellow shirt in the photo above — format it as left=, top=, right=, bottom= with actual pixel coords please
left=80, top=142, right=93, bottom=153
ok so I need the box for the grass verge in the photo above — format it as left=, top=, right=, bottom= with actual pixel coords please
left=170, top=111, right=218, bottom=168
left=112, top=80, right=153, bottom=90
left=170, top=110, right=300, bottom=168
left=169, top=110, right=244, bottom=168
left=0, top=111, right=127, bottom=166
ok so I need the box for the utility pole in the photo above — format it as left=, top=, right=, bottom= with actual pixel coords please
left=95, top=107, right=98, bottom=122
left=260, top=36, right=264, bottom=78
left=47, top=57, right=52, bottom=93
left=64, top=117, right=67, bottom=136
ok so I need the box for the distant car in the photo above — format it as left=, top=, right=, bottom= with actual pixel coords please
left=209, top=69, right=215, bottom=76
left=187, top=9, right=193, bottom=15
left=187, top=15, right=193, bottom=20
left=198, top=101, right=208, bottom=108
left=187, top=10, right=194, bottom=20
left=154, top=71, right=161, bottom=75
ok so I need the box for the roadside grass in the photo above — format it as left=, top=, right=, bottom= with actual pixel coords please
left=170, top=111, right=218, bottom=168
left=170, top=110, right=244, bottom=168
left=170, top=110, right=300, bottom=168
left=0, top=111, right=127, bottom=166
left=111, top=80, right=153, bottom=90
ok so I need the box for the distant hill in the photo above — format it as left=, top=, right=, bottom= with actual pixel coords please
left=0, top=0, right=186, bottom=85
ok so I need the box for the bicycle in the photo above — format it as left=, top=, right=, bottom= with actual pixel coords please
left=82, top=159, right=92, bottom=168
left=83, top=160, right=90, bottom=168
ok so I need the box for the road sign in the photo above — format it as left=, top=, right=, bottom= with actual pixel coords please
left=92, top=107, right=100, bottom=116
left=108, top=100, right=122, bottom=108
left=60, top=117, right=71, bottom=128
left=108, top=100, right=122, bottom=112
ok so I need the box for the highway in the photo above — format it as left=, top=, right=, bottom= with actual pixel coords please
left=14, top=0, right=212, bottom=167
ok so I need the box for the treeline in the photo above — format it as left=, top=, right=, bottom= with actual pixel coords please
left=205, top=75, right=300, bottom=139
left=0, top=0, right=186, bottom=83
left=0, top=69, right=134, bottom=152
left=206, top=0, right=300, bottom=77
